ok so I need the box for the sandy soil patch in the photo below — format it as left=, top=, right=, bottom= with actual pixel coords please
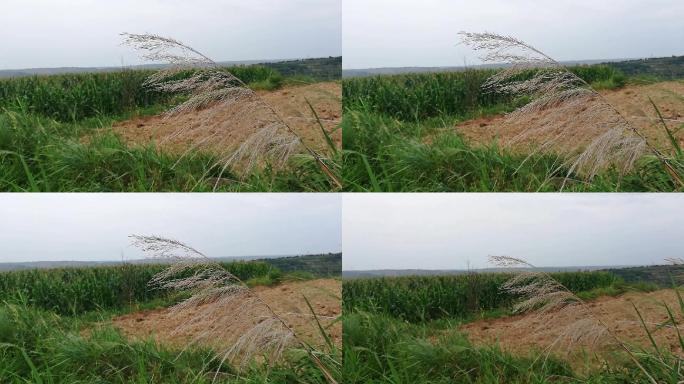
left=460, top=289, right=684, bottom=367
left=111, top=279, right=341, bottom=350
left=107, top=82, right=341, bottom=155
left=456, top=81, right=684, bottom=152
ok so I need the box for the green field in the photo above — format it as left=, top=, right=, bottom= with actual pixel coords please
left=342, top=61, right=684, bottom=192
left=0, top=58, right=342, bottom=192
left=343, top=271, right=619, bottom=322
left=342, top=268, right=682, bottom=383
left=0, top=255, right=341, bottom=383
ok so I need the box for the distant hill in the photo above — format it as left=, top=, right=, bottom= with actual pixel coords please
left=342, top=59, right=623, bottom=78
left=0, top=56, right=342, bottom=80
left=606, top=55, right=684, bottom=80
left=263, top=57, right=341, bottom=81
left=603, top=264, right=684, bottom=287
left=343, top=55, right=684, bottom=79
left=260, top=253, right=341, bottom=277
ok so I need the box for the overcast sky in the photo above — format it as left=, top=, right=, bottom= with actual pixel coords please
left=343, top=0, right=684, bottom=69
left=0, top=194, right=341, bottom=263
left=1, top=0, right=341, bottom=70
left=343, top=194, right=684, bottom=270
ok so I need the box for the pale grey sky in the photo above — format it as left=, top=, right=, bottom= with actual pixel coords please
left=1, top=0, right=341, bottom=70
left=343, top=194, right=684, bottom=270
left=0, top=194, right=341, bottom=262
left=343, top=0, right=684, bottom=69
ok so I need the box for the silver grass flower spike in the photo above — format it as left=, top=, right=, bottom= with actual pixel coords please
left=129, top=235, right=337, bottom=383
left=490, top=255, right=657, bottom=384
left=459, top=32, right=683, bottom=187
left=121, top=33, right=340, bottom=189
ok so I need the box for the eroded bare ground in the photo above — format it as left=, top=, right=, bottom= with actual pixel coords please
left=460, top=289, right=684, bottom=369
left=455, top=81, right=684, bottom=152
left=111, top=279, right=341, bottom=350
left=105, top=82, right=341, bottom=154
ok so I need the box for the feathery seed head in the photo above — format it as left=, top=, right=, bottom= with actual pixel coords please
left=459, top=31, right=649, bottom=182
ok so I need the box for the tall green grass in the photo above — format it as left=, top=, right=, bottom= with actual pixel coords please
left=0, top=261, right=277, bottom=315
left=343, top=312, right=576, bottom=384
left=0, top=66, right=283, bottom=122
left=342, top=311, right=672, bottom=383
left=342, top=65, right=625, bottom=121
left=341, top=110, right=683, bottom=192
left=0, top=108, right=337, bottom=192
left=0, top=301, right=335, bottom=383
left=343, top=272, right=619, bottom=322
left=342, top=270, right=684, bottom=383
left=0, top=63, right=340, bottom=192
left=338, top=64, right=684, bottom=192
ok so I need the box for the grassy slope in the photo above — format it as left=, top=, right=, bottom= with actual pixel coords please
left=0, top=61, right=341, bottom=192
left=342, top=65, right=684, bottom=192
left=0, top=301, right=334, bottom=384
left=0, top=256, right=342, bottom=383
left=343, top=311, right=666, bottom=384
left=342, top=271, right=676, bottom=383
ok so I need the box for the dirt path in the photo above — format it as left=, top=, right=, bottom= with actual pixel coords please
left=460, top=289, right=684, bottom=368
left=111, top=278, right=341, bottom=350
left=107, top=82, right=341, bottom=154
left=456, top=81, right=684, bottom=152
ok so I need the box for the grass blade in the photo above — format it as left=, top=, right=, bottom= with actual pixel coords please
left=649, top=96, right=682, bottom=156
left=305, top=97, right=337, bottom=155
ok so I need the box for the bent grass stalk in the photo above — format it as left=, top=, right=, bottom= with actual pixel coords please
left=489, top=255, right=658, bottom=384
left=129, top=234, right=337, bottom=384
left=121, top=33, right=341, bottom=189
left=459, top=31, right=684, bottom=188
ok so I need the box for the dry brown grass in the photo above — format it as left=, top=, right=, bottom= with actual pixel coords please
left=121, top=33, right=340, bottom=189
left=459, top=32, right=682, bottom=187
left=482, top=255, right=671, bottom=383
left=456, top=82, right=684, bottom=152
left=112, top=279, right=342, bottom=349
left=461, top=288, right=684, bottom=371
left=129, top=235, right=338, bottom=383
left=109, top=82, right=341, bottom=155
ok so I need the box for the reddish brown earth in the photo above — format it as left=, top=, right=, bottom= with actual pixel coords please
left=460, top=289, right=684, bottom=368
left=103, top=82, right=341, bottom=154
left=111, top=279, right=341, bottom=349
left=455, top=81, right=684, bottom=152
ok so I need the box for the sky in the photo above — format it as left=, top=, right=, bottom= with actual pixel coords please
left=0, top=0, right=341, bottom=70
left=343, top=0, right=684, bottom=69
left=343, top=194, right=684, bottom=271
left=0, top=194, right=341, bottom=263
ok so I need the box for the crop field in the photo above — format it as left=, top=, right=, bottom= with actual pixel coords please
left=0, top=57, right=342, bottom=192
left=342, top=267, right=684, bottom=383
left=342, top=60, right=684, bottom=192
left=0, top=254, right=342, bottom=383
left=342, top=271, right=619, bottom=322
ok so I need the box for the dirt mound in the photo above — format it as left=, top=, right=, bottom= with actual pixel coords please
left=111, top=278, right=341, bottom=350
left=460, top=289, right=684, bottom=367
left=108, top=82, right=341, bottom=154
left=456, top=81, right=684, bottom=152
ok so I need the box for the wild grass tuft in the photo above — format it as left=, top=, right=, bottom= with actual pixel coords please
left=459, top=31, right=684, bottom=187
left=121, top=33, right=341, bottom=189
left=130, top=235, right=340, bottom=383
